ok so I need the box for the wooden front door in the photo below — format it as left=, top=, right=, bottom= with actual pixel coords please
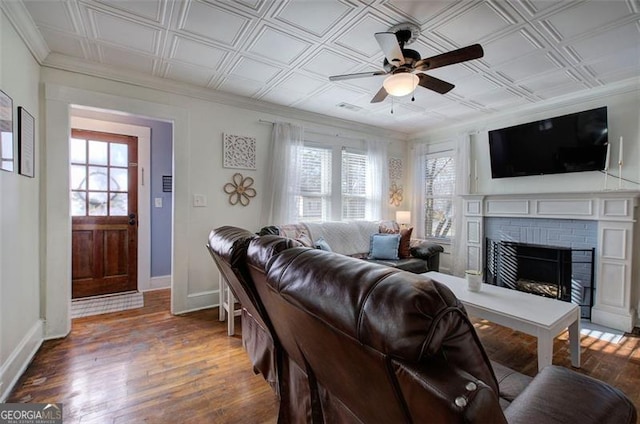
left=71, top=129, right=138, bottom=299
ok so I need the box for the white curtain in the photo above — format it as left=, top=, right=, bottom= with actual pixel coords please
left=452, top=133, right=472, bottom=276
left=261, top=122, right=305, bottom=226
left=411, top=142, right=429, bottom=238
left=365, top=139, right=388, bottom=220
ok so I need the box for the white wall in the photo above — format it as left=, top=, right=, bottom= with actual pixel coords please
left=39, top=67, right=407, bottom=337
left=0, top=9, right=42, bottom=400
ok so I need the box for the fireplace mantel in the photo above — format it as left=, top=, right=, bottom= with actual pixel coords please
left=462, top=191, right=640, bottom=332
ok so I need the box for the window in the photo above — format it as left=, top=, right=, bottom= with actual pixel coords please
left=297, top=145, right=369, bottom=222
left=422, top=152, right=456, bottom=240
left=298, top=146, right=331, bottom=221
left=341, top=150, right=367, bottom=220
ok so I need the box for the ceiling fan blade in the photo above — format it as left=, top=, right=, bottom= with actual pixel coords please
left=374, top=32, right=405, bottom=66
left=417, top=73, right=455, bottom=94
left=329, top=70, right=387, bottom=81
left=370, top=86, right=388, bottom=103
left=415, top=44, right=484, bottom=72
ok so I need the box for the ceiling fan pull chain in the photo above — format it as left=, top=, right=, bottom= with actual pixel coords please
left=390, top=97, right=394, bottom=114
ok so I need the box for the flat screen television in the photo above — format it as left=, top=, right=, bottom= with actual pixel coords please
left=488, top=107, right=608, bottom=178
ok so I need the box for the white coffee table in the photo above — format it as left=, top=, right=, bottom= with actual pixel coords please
left=425, top=271, right=581, bottom=372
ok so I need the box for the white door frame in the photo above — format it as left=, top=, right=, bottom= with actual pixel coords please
left=70, top=115, right=151, bottom=292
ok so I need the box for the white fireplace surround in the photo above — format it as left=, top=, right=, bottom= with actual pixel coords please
left=462, top=191, right=640, bottom=332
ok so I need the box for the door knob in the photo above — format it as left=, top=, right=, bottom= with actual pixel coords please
left=129, top=219, right=136, bottom=225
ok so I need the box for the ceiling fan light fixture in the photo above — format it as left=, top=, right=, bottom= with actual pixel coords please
left=383, top=73, right=419, bottom=97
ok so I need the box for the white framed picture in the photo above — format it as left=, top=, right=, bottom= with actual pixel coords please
left=223, top=133, right=256, bottom=170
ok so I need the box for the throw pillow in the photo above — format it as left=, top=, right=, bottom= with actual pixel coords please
left=368, top=233, right=401, bottom=260
left=314, top=237, right=332, bottom=252
left=379, top=220, right=400, bottom=234
left=398, top=227, right=413, bottom=259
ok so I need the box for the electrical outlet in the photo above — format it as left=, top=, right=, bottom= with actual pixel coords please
left=154, top=197, right=163, bottom=208
left=193, top=194, right=207, bottom=207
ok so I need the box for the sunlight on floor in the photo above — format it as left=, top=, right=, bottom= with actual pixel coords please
left=580, top=320, right=625, bottom=344
left=71, top=291, right=144, bottom=318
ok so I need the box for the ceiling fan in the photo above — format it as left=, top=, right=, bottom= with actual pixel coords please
left=329, top=23, right=484, bottom=103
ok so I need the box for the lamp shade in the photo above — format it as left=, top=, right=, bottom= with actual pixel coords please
left=396, top=210, right=411, bottom=225
left=383, top=73, right=419, bottom=97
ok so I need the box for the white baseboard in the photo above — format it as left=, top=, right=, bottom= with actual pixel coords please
left=142, top=275, right=171, bottom=291
left=592, top=307, right=636, bottom=332
left=0, top=320, right=44, bottom=402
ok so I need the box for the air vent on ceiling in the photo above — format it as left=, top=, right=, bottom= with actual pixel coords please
left=336, top=102, right=362, bottom=112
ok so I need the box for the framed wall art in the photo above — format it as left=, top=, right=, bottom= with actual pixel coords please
left=18, top=106, right=35, bottom=177
left=0, top=90, right=14, bottom=172
left=223, top=133, right=256, bottom=170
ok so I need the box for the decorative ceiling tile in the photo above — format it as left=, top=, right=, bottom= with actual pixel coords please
left=246, top=26, right=311, bottom=65
left=228, top=56, right=281, bottom=84
left=472, top=88, right=529, bottom=108
left=169, top=36, right=227, bottom=69
left=179, top=1, right=250, bottom=46
left=435, top=2, right=513, bottom=45
left=24, top=0, right=76, bottom=33
left=301, top=49, right=361, bottom=78
left=89, top=9, right=159, bottom=53
left=93, top=0, right=166, bottom=24
left=334, top=14, right=390, bottom=58
left=270, top=73, right=327, bottom=96
left=544, top=1, right=632, bottom=40
left=37, top=28, right=85, bottom=59
left=567, top=22, right=640, bottom=63
left=453, top=74, right=501, bottom=96
left=519, top=69, right=579, bottom=92
left=100, top=45, right=155, bottom=74
left=494, top=51, right=560, bottom=82
left=274, top=0, right=354, bottom=37
left=383, top=1, right=454, bottom=25
left=164, top=62, right=214, bottom=87
left=217, top=76, right=263, bottom=97
left=482, top=31, right=541, bottom=66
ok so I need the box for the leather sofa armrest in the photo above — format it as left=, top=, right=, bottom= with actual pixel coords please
left=504, top=365, right=636, bottom=424
left=410, top=241, right=444, bottom=272
left=394, top=359, right=507, bottom=424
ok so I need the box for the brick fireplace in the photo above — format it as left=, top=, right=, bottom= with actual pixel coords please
left=462, top=192, right=640, bottom=332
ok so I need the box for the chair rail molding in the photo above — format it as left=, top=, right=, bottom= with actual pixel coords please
left=461, top=191, right=640, bottom=332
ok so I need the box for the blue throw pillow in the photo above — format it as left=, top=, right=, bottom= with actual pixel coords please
left=369, top=233, right=401, bottom=260
left=314, top=237, right=332, bottom=252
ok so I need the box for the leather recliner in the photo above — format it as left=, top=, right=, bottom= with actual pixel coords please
left=243, top=234, right=637, bottom=424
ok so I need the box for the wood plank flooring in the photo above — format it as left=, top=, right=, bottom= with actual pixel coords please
left=8, top=289, right=640, bottom=423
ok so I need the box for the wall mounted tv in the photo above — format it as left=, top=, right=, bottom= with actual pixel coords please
left=488, top=107, right=608, bottom=179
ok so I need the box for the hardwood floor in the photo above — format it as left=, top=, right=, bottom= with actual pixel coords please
left=8, top=290, right=278, bottom=423
left=8, top=289, right=640, bottom=423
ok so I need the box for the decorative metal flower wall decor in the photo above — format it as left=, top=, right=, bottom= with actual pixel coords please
left=224, top=173, right=256, bottom=206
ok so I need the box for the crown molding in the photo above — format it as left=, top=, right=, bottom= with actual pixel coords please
left=1, top=0, right=50, bottom=63
left=41, top=53, right=409, bottom=142
left=409, top=76, right=640, bottom=140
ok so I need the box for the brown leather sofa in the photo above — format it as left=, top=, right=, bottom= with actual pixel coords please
left=209, top=227, right=637, bottom=423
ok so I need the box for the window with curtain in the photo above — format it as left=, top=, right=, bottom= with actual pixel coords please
left=422, top=151, right=456, bottom=240
left=341, top=150, right=367, bottom=220
left=297, top=145, right=370, bottom=222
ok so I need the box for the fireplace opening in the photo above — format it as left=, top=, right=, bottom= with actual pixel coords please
left=485, top=239, right=595, bottom=319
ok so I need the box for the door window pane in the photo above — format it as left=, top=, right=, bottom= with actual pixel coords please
left=70, top=138, right=86, bottom=164
left=71, top=191, right=86, bottom=216
left=88, top=192, right=108, bottom=216
left=88, top=166, right=109, bottom=191
left=70, top=165, right=86, bottom=190
left=110, top=168, right=128, bottom=192
left=88, top=140, right=108, bottom=165
left=110, top=143, right=128, bottom=167
left=110, top=193, right=128, bottom=216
